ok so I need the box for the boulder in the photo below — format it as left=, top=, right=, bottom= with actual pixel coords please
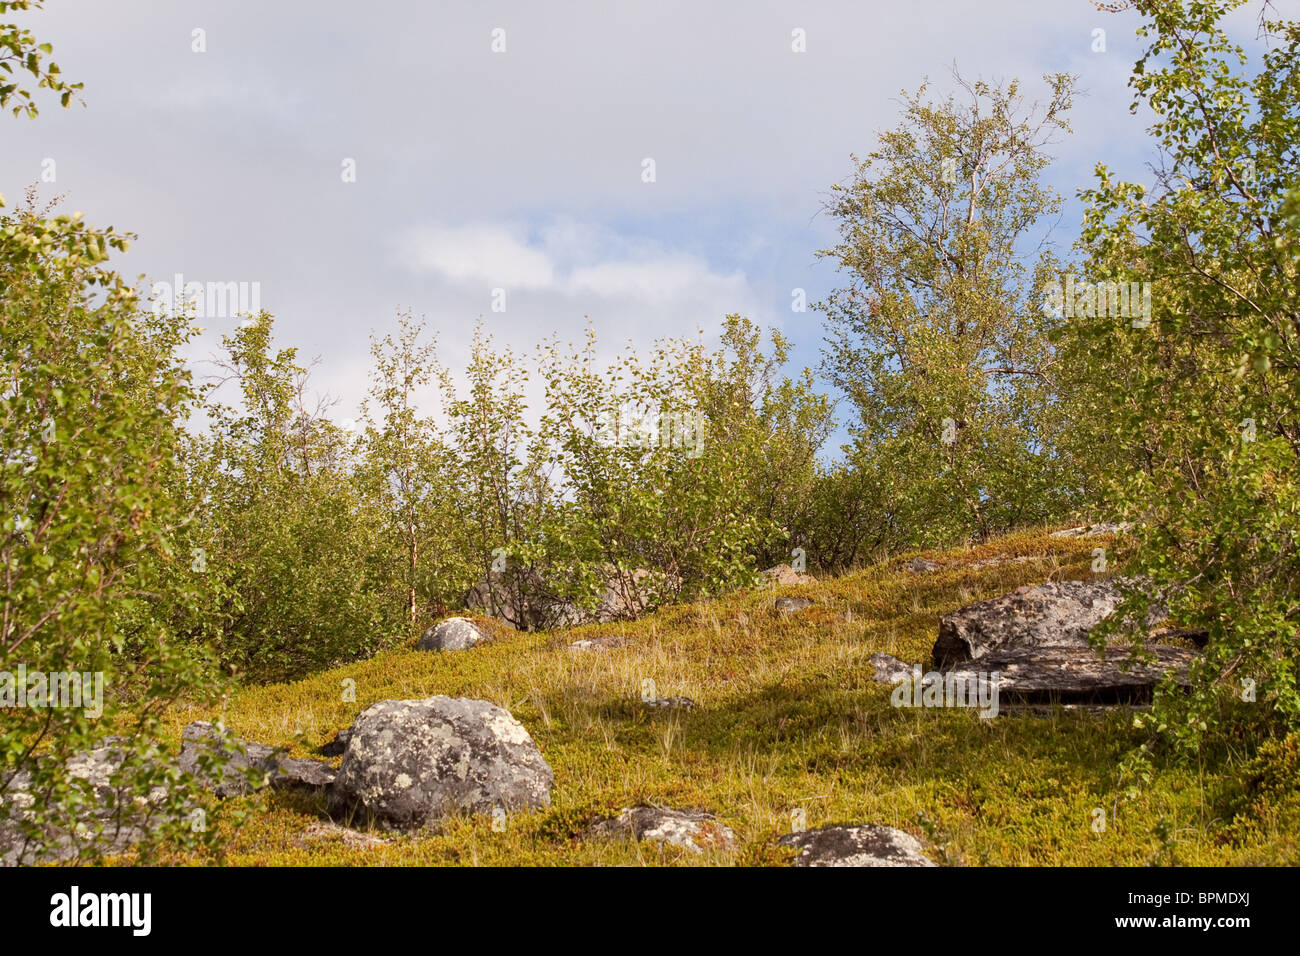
left=930, top=578, right=1201, bottom=705
left=466, top=563, right=674, bottom=630
left=775, top=596, right=814, bottom=615
left=779, top=824, right=934, bottom=867
left=587, top=806, right=736, bottom=853
left=942, top=645, right=1197, bottom=704
left=329, top=697, right=552, bottom=830
left=932, top=579, right=1163, bottom=668
left=465, top=564, right=583, bottom=631
left=417, top=617, right=490, bottom=652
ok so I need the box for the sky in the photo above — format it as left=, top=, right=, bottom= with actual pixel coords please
left=2, top=0, right=1290, bottom=437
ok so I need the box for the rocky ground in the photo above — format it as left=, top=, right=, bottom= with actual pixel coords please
left=5, top=526, right=1296, bottom=866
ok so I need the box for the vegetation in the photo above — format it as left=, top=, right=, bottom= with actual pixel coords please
left=146, top=529, right=1296, bottom=866
left=1, top=0, right=1297, bottom=865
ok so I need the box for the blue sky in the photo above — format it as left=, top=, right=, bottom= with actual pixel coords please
left=3, top=0, right=1290, bottom=439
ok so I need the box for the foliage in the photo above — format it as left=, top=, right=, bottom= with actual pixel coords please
left=1067, top=0, right=1300, bottom=757
left=0, top=193, right=230, bottom=863
left=818, top=69, right=1078, bottom=545
left=0, top=0, right=81, bottom=117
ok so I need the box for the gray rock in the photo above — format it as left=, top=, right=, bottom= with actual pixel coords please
left=869, top=653, right=915, bottom=685
left=178, top=721, right=335, bottom=796
left=465, top=563, right=582, bottom=631
left=779, top=824, right=934, bottom=867
left=568, top=635, right=630, bottom=653
left=0, top=741, right=174, bottom=866
left=587, top=806, right=736, bottom=853
left=775, top=596, right=814, bottom=615
left=329, top=697, right=552, bottom=830
left=1049, top=522, right=1131, bottom=539
left=930, top=578, right=1200, bottom=706
left=903, top=557, right=943, bottom=573
left=946, top=645, right=1197, bottom=704
left=762, top=564, right=817, bottom=586
left=467, top=564, right=671, bottom=630
left=417, top=616, right=491, bottom=652
left=932, top=579, right=1163, bottom=667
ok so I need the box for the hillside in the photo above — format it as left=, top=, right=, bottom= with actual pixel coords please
left=148, top=527, right=1299, bottom=866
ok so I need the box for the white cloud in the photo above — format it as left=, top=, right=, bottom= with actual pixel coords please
left=398, top=220, right=749, bottom=305
left=400, top=225, right=555, bottom=289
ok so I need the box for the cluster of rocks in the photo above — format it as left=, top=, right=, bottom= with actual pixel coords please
left=580, top=806, right=932, bottom=866
left=2, top=695, right=554, bottom=865
left=0, top=740, right=171, bottom=866
left=874, top=578, right=1204, bottom=706
left=463, top=561, right=816, bottom=632
left=464, top=562, right=676, bottom=631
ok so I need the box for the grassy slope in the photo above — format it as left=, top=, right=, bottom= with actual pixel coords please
left=158, top=527, right=1299, bottom=866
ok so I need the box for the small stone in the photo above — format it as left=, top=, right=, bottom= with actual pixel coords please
left=568, top=635, right=629, bottom=653
left=903, top=557, right=943, bottom=573
left=775, top=597, right=814, bottom=615
left=587, top=806, right=736, bottom=853
left=779, top=824, right=934, bottom=867
left=869, top=653, right=914, bottom=685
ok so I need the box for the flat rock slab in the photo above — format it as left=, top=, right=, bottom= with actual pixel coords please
left=568, top=635, right=630, bottom=653
left=933, top=579, right=1161, bottom=667
left=947, top=645, right=1196, bottom=704
left=329, top=696, right=552, bottom=830
left=418, top=617, right=491, bottom=652
left=179, top=721, right=335, bottom=796
left=775, top=597, right=815, bottom=615
left=779, top=825, right=934, bottom=867
left=587, top=806, right=736, bottom=853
